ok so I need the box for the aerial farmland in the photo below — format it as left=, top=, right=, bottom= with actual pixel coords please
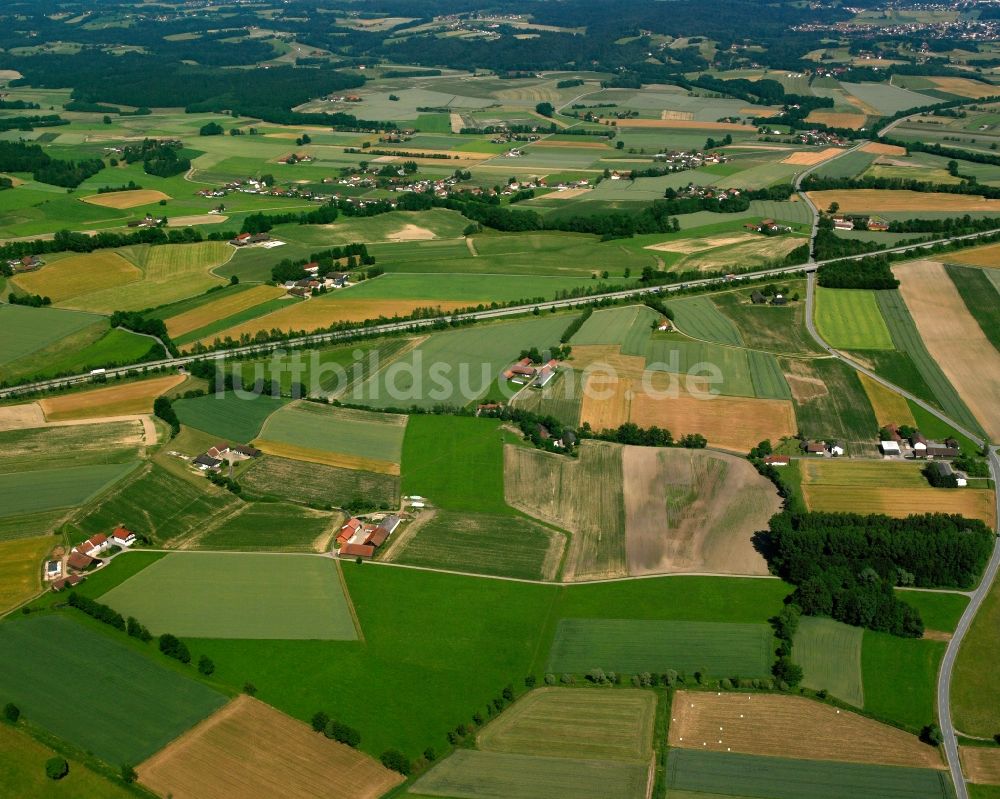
left=1, top=0, right=1000, bottom=797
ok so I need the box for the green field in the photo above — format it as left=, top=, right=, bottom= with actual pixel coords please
left=0, top=420, right=145, bottom=473
left=0, top=723, right=134, bottom=799
left=813, top=150, right=877, bottom=179
left=547, top=618, right=773, bottom=676
left=783, top=357, right=879, bottom=450
left=665, top=750, right=954, bottom=799
left=355, top=315, right=576, bottom=409
left=945, top=264, right=1000, bottom=351
left=173, top=391, right=289, bottom=442
left=477, top=687, right=656, bottom=762
left=815, top=287, right=894, bottom=350
left=0, top=461, right=139, bottom=518
left=71, top=463, right=241, bottom=545
left=954, top=577, right=1000, bottom=737
left=410, top=750, right=649, bottom=799
left=390, top=509, right=563, bottom=581
left=863, top=630, right=944, bottom=732
left=257, top=402, right=407, bottom=463
left=191, top=502, right=335, bottom=551
left=793, top=617, right=864, bottom=707
left=0, top=303, right=102, bottom=367
left=897, top=590, right=968, bottom=633
left=713, top=288, right=822, bottom=356
left=238, top=454, right=399, bottom=508
left=569, top=305, right=659, bottom=348
left=668, top=296, right=744, bottom=347
left=0, top=326, right=156, bottom=383
left=875, top=289, right=983, bottom=436
left=0, top=614, right=227, bottom=766
left=100, top=552, right=357, bottom=640
left=401, top=415, right=509, bottom=513
left=646, top=336, right=790, bottom=400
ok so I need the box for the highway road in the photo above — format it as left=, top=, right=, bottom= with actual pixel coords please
left=5, top=225, right=1000, bottom=400
left=805, top=272, right=998, bottom=799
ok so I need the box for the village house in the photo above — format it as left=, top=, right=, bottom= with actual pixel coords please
left=532, top=360, right=558, bottom=388
left=504, top=357, right=537, bottom=384
left=934, top=461, right=968, bottom=487
left=230, top=232, right=252, bottom=246
left=194, top=453, right=222, bottom=471
left=74, top=534, right=110, bottom=558
left=802, top=441, right=826, bottom=455
left=829, top=441, right=846, bottom=457
left=880, top=439, right=901, bottom=456
left=764, top=455, right=790, bottom=467
left=67, top=551, right=99, bottom=573
left=51, top=574, right=85, bottom=592
left=341, top=542, right=375, bottom=559
left=832, top=216, right=855, bottom=231
left=112, top=526, right=136, bottom=547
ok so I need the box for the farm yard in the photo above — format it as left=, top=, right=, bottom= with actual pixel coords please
left=138, top=695, right=403, bottom=799
left=667, top=691, right=942, bottom=769
left=99, top=552, right=359, bottom=640
left=0, top=615, right=228, bottom=766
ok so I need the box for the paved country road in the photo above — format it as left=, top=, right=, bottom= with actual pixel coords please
left=806, top=272, right=999, bottom=799
left=5, top=225, right=1000, bottom=401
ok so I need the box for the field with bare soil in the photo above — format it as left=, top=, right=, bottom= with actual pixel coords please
left=897, top=260, right=1000, bottom=439
left=622, top=446, right=778, bottom=576
left=81, top=189, right=171, bottom=209
left=504, top=441, right=627, bottom=580
left=138, top=696, right=403, bottom=799
left=668, top=691, right=943, bottom=769
left=960, top=747, right=1000, bottom=784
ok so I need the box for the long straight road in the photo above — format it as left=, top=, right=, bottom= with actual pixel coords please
left=805, top=272, right=998, bottom=799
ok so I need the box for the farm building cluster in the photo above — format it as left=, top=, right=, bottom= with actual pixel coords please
left=831, top=215, right=890, bottom=232
left=48, top=526, right=137, bottom=590
left=336, top=514, right=402, bottom=559
left=503, top=357, right=560, bottom=388
left=801, top=440, right=847, bottom=457
left=878, top=426, right=961, bottom=460
left=5, top=254, right=43, bottom=272
left=744, top=218, right=793, bottom=235
left=192, top=443, right=262, bottom=472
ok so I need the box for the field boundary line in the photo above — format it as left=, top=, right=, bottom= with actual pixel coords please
left=333, top=558, right=365, bottom=643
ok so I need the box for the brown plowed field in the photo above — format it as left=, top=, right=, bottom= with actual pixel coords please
left=897, top=259, right=1000, bottom=440
left=622, top=446, right=777, bottom=576
left=81, top=189, right=171, bottom=209
left=669, top=691, right=944, bottom=770
left=138, top=695, right=403, bottom=799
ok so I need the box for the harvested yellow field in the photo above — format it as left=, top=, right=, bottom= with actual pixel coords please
left=616, top=119, right=752, bottom=131
left=741, top=107, right=780, bottom=117
left=660, top=110, right=694, bottom=121
left=165, top=285, right=286, bottom=338
left=39, top=375, right=186, bottom=421
left=861, top=142, right=907, bottom=156
left=254, top=439, right=399, bottom=475
left=804, top=112, right=868, bottom=129
left=138, top=695, right=403, bottom=799
left=931, top=77, right=999, bottom=99
left=580, top=373, right=796, bottom=453
left=781, top=147, right=845, bottom=166
left=803, top=485, right=996, bottom=527
left=198, top=298, right=478, bottom=346
left=166, top=214, right=228, bottom=227
left=0, top=402, right=45, bottom=432
left=669, top=691, right=944, bottom=770
left=81, top=189, right=171, bottom=209
left=806, top=189, right=1000, bottom=213
left=547, top=187, right=593, bottom=199
left=946, top=242, right=1000, bottom=269
left=678, top=236, right=806, bottom=272
left=858, top=372, right=916, bottom=427
left=897, top=260, right=1000, bottom=440
left=0, top=536, right=52, bottom=613
left=12, top=251, right=141, bottom=303
left=644, top=233, right=756, bottom=254
left=961, top=746, right=1000, bottom=784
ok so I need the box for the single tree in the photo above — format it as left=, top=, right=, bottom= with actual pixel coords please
left=45, top=757, right=68, bottom=780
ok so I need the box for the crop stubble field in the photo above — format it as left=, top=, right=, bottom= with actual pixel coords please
left=668, top=691, right=941, bottom=769
left=39, top=374, right=186, bottom=420
left=139, top=695, right=402, bottom=799
left=896, top=260, right=1000, bottom=440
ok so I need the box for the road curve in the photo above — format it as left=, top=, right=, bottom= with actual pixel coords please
left=805, top=272, right=999, bottom=799
left=5, top=226, right=1000, bottom=401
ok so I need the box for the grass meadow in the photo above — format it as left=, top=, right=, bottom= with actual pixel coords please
left=190, top=502, right=336, bottom=552
left=0, top=614, right=227, bottom=766
left=0, top=461, right=139, bottom=518
left=547, top=618, right=773, bottom=676
left=863, top=631, right=944, bottom=733
left=238, top=454, right=399, bottom=508
left=0, top=303, right=101, bottom=367
left=100, top=552, right=357, bottom=640
left=783, top=357, right=879, bottom=449
left=815, top=287, right=894, bottom=350
left=954, top=577, right=1000, bottom=738
left=793, top=617, right=864, bottom=707
left=713, top=287, right=823, bottom=356
left=665, top=750, right=954, bottom=799
left=173, top=391, right=289, bottom=442
left=945, top=264, right=1000, bottom=351
left=667, top=296, right=744, bottom=346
